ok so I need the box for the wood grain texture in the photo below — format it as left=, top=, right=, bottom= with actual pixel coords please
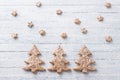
left=0, top=0, right=120, bottom=80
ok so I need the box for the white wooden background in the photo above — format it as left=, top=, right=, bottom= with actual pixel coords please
left=0, top=0, right=120, bottom=80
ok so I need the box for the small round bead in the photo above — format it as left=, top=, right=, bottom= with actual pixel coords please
left=105, top=2, right=111, bottom=8
left=56, top=9, right=63, bottom=15
left=11, top=33, right=18, bottom=39
left=106, top=36, right=112, bottom=42
left=74, top=18, right=81, bottom=25
left=61, top=33, right=67, bottom=39
left=97, top=16, right=104, bottom=22
left=39, top=30, right=46, bottom=36
left=81, top=28, right=87, bottom=34
left=27, top=21, right=34, bottom=28
left=11, top=10, right=17, bottom=17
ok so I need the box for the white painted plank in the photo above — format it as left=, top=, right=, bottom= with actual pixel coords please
left=0, top=35, right=119, bottom=44
left=0, top=6, right=120, bottom=14
left=0, top=0, right=120, bottom=5
left=0, top=76, right=119, bottom=80
left=0, top=67, right=120, bottom=79
left=0, top=44, right=119, bottom=52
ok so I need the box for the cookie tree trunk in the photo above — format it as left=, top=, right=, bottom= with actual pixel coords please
left=48, top=45, right=71, bottom=74
left=74, top=45, right=96, bottom=73
left=23, top=45, right=45, bottom=73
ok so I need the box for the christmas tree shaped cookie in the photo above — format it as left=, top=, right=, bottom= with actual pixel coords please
left=74, top=45, right=96, bottom=73
left=23, top=45, right=45, bottom=73
left=48, top=45, right=71, bottom=74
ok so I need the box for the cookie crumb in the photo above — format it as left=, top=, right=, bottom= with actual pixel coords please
left=106, top=36, right=112, bottom=42
left=74, top=18, right=81, bottom=25
left=27, top=21, right=34, bottom=28
left=105, top=2, right=111, bottom=8
left=97, top=16, right=104, bottom=22
left=81, top=28, right=87, bottom=34
left=39, top=30, right=46, bottom=36
left=11, top=10, right=17, bottom=17
left=61, top=33, right=67, bottom=39
left=36, top=1, right=41, bottom=7
left=56, top=9, right=63, bottom=15
left=11, top=33, right=18, bottom=39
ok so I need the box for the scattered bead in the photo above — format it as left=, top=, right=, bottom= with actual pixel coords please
left=97, top=16, right=104, bottom=22
left=106, top=36, right=112, bottom=42
left=39, top=30, right=46, bottom=36
left=11, top=10, right=17, bottom=17
left=36, top=1, right=42, bottom=7
left=105, top=2, right=111, bottom=8
left=61, top=33, right=67, bottom=39
left=81, top=28, right=87, bottom=34
left=74, top=18, right=81, bottom=25
left=11, top=33, right=18, bottom=39
left=27, top=21, right=34, bottom=28
left=56, top=9, right=63, bottom=15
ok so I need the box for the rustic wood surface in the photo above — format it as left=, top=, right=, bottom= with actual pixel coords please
left=0, top=0, right=120, bottom=80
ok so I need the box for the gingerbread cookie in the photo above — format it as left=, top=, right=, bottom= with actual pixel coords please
left=74, top=45, right=96, bottom=73
left=48, top=45, right=71, bottom=73
left=23, top=45, right=45, bottom=73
